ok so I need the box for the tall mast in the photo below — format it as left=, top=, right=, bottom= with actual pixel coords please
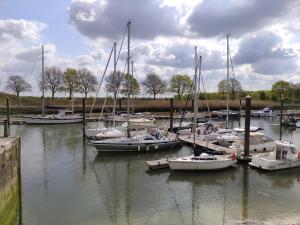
left=193, top=46, right=198, bottom=152
left=131, top=60, right=134, bottom=113
left=42, top=45, right=45, bottom=117
left=226, top=35, right=229, bottom=129
left=113, top=42, right=117, bottom=128
left=127, top=20, right=131, bottom=138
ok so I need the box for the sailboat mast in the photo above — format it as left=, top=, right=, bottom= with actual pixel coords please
left=113, top=42, right=117, bottom=128
left=226, top=35, right=229, bottom=129
left=193, top=46, right=198, bottom=151
left=42, top=45, right=45, bottom=117
left=127, top=20, right=131, bottom=138
left=131, top=60, right=134, bottom=113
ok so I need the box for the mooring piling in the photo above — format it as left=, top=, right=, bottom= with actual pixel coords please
left=170, top=98, right=174, bottom=131
left=279, top=96, right=283, bottom=141
left=238, top=95, right=251, bottom=162
left=4, top=97, right=10, bottom=137
left=82, top=98, right=86, bottom=138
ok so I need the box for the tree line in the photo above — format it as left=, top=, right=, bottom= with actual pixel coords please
left=2, top=67, right=300, bottom=102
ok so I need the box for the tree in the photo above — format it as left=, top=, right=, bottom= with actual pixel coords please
left=218, top=80, right=227, bottom=99
left=105, top=71, right=124, bottom=100
left=121, top=74, right=140, bottom=96
left=77, top=68, right=98, bottom=99
left=258, top=91, right=267, bottom=101
left=63, top=68, right=78, bottom=100
left=169, top=74, right=192, bottom=100
left=6, top=75, right=31, bottom=97
left=43, top=67, right=63, bottom=99
left=142, top=73, right=166, bottom=99
left=229, top=78, right=243, bottom=99
left=217, top=78, right=242, bottom=100
left=271, top=80, right=293, bottom=100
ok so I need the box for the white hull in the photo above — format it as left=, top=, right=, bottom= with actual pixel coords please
left=24, top=116, right=82, bottom=124
left=250, top=157, right=300, bottom=171
left=168, top=155, right=236, bottom=170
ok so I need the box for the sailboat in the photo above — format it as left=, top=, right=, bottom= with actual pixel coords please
left=168, top=47, right=236, bottom=171
left=24, top=45, right=83, bottom=124
left=91, top=20, right=182, bottom=152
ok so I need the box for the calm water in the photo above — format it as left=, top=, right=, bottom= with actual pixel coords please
left=3, top=117, right=300, bottom=225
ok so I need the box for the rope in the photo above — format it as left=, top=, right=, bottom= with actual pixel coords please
left=88, top=46, right=114, bottom=120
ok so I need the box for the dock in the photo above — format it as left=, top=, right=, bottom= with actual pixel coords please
left=178, top=136, right=234, bottom=154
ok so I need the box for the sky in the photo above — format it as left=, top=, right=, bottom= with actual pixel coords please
left=0, top=0, right=300, bottom=97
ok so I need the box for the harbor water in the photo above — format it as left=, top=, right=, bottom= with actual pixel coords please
left=2, top=117, right=300, bottom=225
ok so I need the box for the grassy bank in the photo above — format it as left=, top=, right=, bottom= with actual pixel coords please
left=0, top=92, right=282, bottom=114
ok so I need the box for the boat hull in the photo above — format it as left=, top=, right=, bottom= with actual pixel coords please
left=24, top=116, right=83, bottom=124
left=92, top=140, right=182, bottom=152
left=249, top=158, right=300, bottom=171
left=168, top=157, right=236, bottom=170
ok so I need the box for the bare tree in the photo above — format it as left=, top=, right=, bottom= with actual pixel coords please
left=105, top=71, right=124, bottom=99
left=77, top=68, right=98, bottom=99
left=43, top=66, right=63, bottom=99
left=63, top=68, right=78, bottom=100
left=142, top=73, right=166, bottom=99
left=6, top=75, right=32, bottom=97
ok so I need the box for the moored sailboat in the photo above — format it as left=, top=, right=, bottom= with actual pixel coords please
left=168, top=47, right=236, bottom=171
left=91, top=20, right=181, bottom=152
left=24, top=46, right=83, bottom=124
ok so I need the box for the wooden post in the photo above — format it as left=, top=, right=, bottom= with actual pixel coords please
left=119, top=99, right=122, bottom=111
left=279, top=96, right=283, bottom=141
left=4, top=97, right=10, bottom=137
left=82, top=98, right=86, bottom=138
left=170, top=98, right=174, bottom=131
left=243, top=96, right=251, bottom=159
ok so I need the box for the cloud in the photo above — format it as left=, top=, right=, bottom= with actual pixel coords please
left=147, top=43, right=224, bottom=70
left=234, top=32, right=298, bottom=75
left=68, top=0, right=181, bottom=40
left=187, top=0, right=298, bottom=38
left=0, top=19, right=46, bottom=42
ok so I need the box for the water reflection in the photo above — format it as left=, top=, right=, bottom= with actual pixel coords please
left=4, top=118, right=300, bottom=225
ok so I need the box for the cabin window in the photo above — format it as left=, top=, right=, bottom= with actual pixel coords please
left=276, top=147, right=281, bottom=160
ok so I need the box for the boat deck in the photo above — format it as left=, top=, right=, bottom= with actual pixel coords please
left=178, top=136, right=233, bottom=154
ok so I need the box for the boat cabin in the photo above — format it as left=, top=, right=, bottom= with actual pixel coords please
left=274, top=141, right=297, bottom=160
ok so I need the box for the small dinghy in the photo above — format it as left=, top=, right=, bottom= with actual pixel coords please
left=249, top=141, right=300, bottom=171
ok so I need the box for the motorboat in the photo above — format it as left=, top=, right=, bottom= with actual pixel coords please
left=228, top=132, right=276, bottom=154
left=282, top=116, right=297, bottom=126
left=24, top=106, right=83, bottom=124
left=249, top=141, right=300, bottom=171
left=168, top=153, right=236, bottom=170
left=252, top=107, right=276, bottom=117
left=212, top=110, right=240, bottom=119
left=91, top=129, right=182, bottom=152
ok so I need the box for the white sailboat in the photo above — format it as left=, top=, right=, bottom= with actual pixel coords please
left=92, top=20, right=181, bottom=152
left=168, top=47, right=236, bottom=171
left=249, top=141, right=300, bottom=171
left=24, top=45, right=83, bottom=124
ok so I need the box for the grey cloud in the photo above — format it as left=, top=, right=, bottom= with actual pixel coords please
left=68, top=0, right=181, bottom=40
left=252, top=58, right=297, bottom=75
left=234, top=32, right=298, bottom=75
left=188, top=0, right=298, bottom=38
left=147, top=44, right=224, bottom=70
